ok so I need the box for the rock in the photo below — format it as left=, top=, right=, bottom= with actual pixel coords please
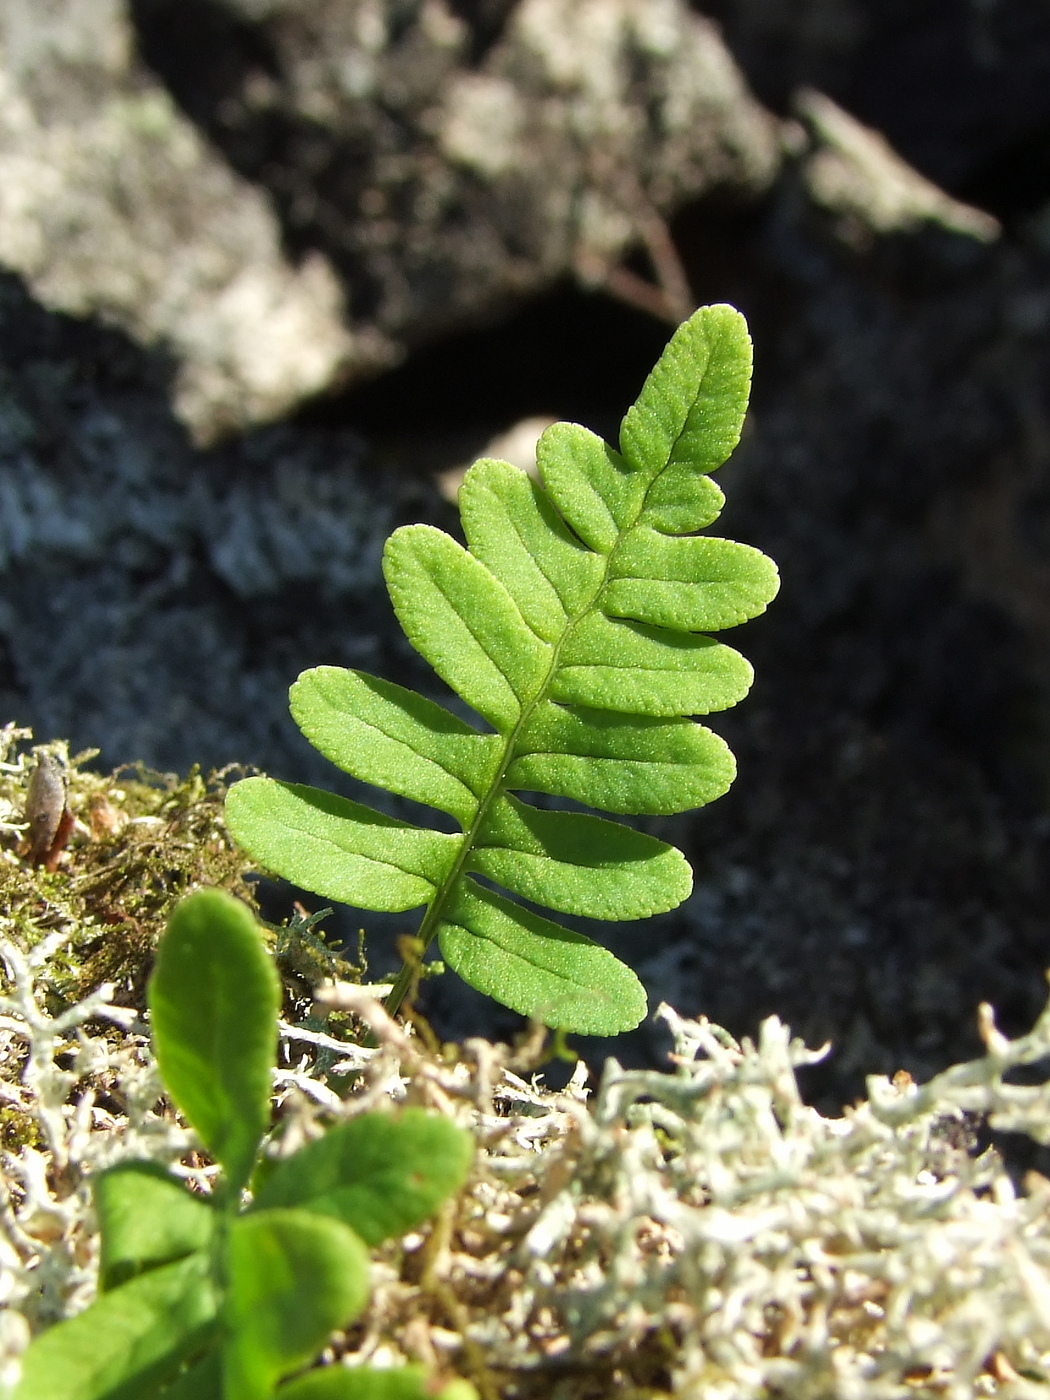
left=0, top=0, right=360, bottom=443
left=5, top=0, right=1050, bottom=1113
left=134, top=0, right=781, bottom=347
left=624, top=168, right=1050, bottom=1105
left=697, top=0, right=1050, bottom=214
left=0, top=270, right=408, bottom=778
left=794, top=89, right=1000, bottom=247
left=434, top=414, right=552, bottom=501
left=0, top=0, right=782, bottom=441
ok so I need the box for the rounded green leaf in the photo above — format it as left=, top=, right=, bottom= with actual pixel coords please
left=472, top=795, right=691, bottom=919
left=253, top=1109, right=472, bottom=1245
left=606, top=531, right=780, bottom=632
left=619, top=304, right=752, bottom=478
left=278, top=1365, right=476, bottom=1400
left=554, top=614, right=754, bottom=716
left=460, top=457, right=604, bottom=638
left=95, top=1161, right=215, bottom=1292
left=537, top=423, right=643, bottom=553
left=509, top=704, right=736, bottom=815
left=226, top=778, right=456, bottom=912
left=639, top=470, right=725, bottom=534
left=384, top=525, right=550, bottom=730
left=155, top=1349, right=222, bottom=1399
left=223, top=1209, right=370, bottom=1400
left=11, top=1252, right=219, bottom=1400
left=289, top=668, right=500, bottom=826
left=148, top=890, right=279, bottom=1195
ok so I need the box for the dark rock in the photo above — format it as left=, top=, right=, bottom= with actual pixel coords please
left=694, top=0, right=1050, bottom=218
left=0, top=0, right=357, bottom=442
left=0, top=0, right=780, bottom=443
left=632, top=179, right=1050, bottom=1107
left=0, top=270, right=402, bottom=779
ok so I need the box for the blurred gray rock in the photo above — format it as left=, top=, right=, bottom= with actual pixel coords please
left=0, top=270, right=410, bottom=777
left=0, top=0, right=781, bottom=443
left=793, top=89, right=1000, bottom=246
left=695, top=0, right=1050, bottom=208
left=0, top=0, right=359, bottom=443
left=133, top=0, right=781, bottom=361
left=622, top=177, right=1050, bottom=1104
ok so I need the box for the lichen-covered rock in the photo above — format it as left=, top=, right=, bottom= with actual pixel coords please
left=0, top=0, right=359, bottom=442
left=794, top=89, right=1000, bottom=246
left=135, top=0, right=781, bottom=344
left=693, top=0, right=1050, bottom=209
left=5, top=0, right=1050, bottom=1115
left=0, top=0, right=780, bottom=442
left=0, top=271, right=405, bottom=778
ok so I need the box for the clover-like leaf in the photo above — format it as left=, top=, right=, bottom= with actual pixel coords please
left=222, top=1209, right=370, bottom=1400
left=94, top=1161, right=215, bottom=1292
left=155, top=1349, right=222, bottom=1400
left=278, top=1364, right=477, bottom=1399
left=253, top=1108, right=472, bottom=1245
left=11, top=1252, right=219, bottom=1400
left=226, top=304, right=778, bottom=1034
left=148, top=890, right=279, bottom=1196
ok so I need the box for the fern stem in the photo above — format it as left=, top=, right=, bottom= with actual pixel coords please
left=382, top=698, right=536, bottom=1020
left=384, top=510, right=639, bottom=1022
left=383, top=958, right=416, bottom=1020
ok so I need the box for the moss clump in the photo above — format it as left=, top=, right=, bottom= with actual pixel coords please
left=0, top=724, right=257, bottom=1013
left=0, top=1104, right=39, bottom=1153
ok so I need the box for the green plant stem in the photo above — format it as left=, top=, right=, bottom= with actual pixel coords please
left=384, top=609, right=596, bottom=1020
left=384, top=959, right=417, bottom=1021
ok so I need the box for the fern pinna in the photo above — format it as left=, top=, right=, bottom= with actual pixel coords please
left=226, top=305, right=778, bottom=1036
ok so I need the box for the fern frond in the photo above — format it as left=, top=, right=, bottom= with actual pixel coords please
left=226, top=306, right=779, bottom=1035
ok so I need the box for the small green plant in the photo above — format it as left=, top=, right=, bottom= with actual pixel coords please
left=226, top=305, right=778, bottom=1035
left=7, top=890, right=474, bottom=1400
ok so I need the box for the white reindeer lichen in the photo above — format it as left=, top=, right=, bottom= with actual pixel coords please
left=6, top=913, right=1050, bottom=1396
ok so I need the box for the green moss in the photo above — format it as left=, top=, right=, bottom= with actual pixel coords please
left=0, top=724, right=259, bottom=1014
left=0, top=1102, right=39, bottom=1152
left=271, top=904, right=362, bottom=999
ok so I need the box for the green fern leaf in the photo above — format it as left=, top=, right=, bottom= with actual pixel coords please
left=226, top=305, right=778, bottom=1035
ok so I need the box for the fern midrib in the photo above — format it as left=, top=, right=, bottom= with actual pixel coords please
left=384, top=459, right=673, bottom=1018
